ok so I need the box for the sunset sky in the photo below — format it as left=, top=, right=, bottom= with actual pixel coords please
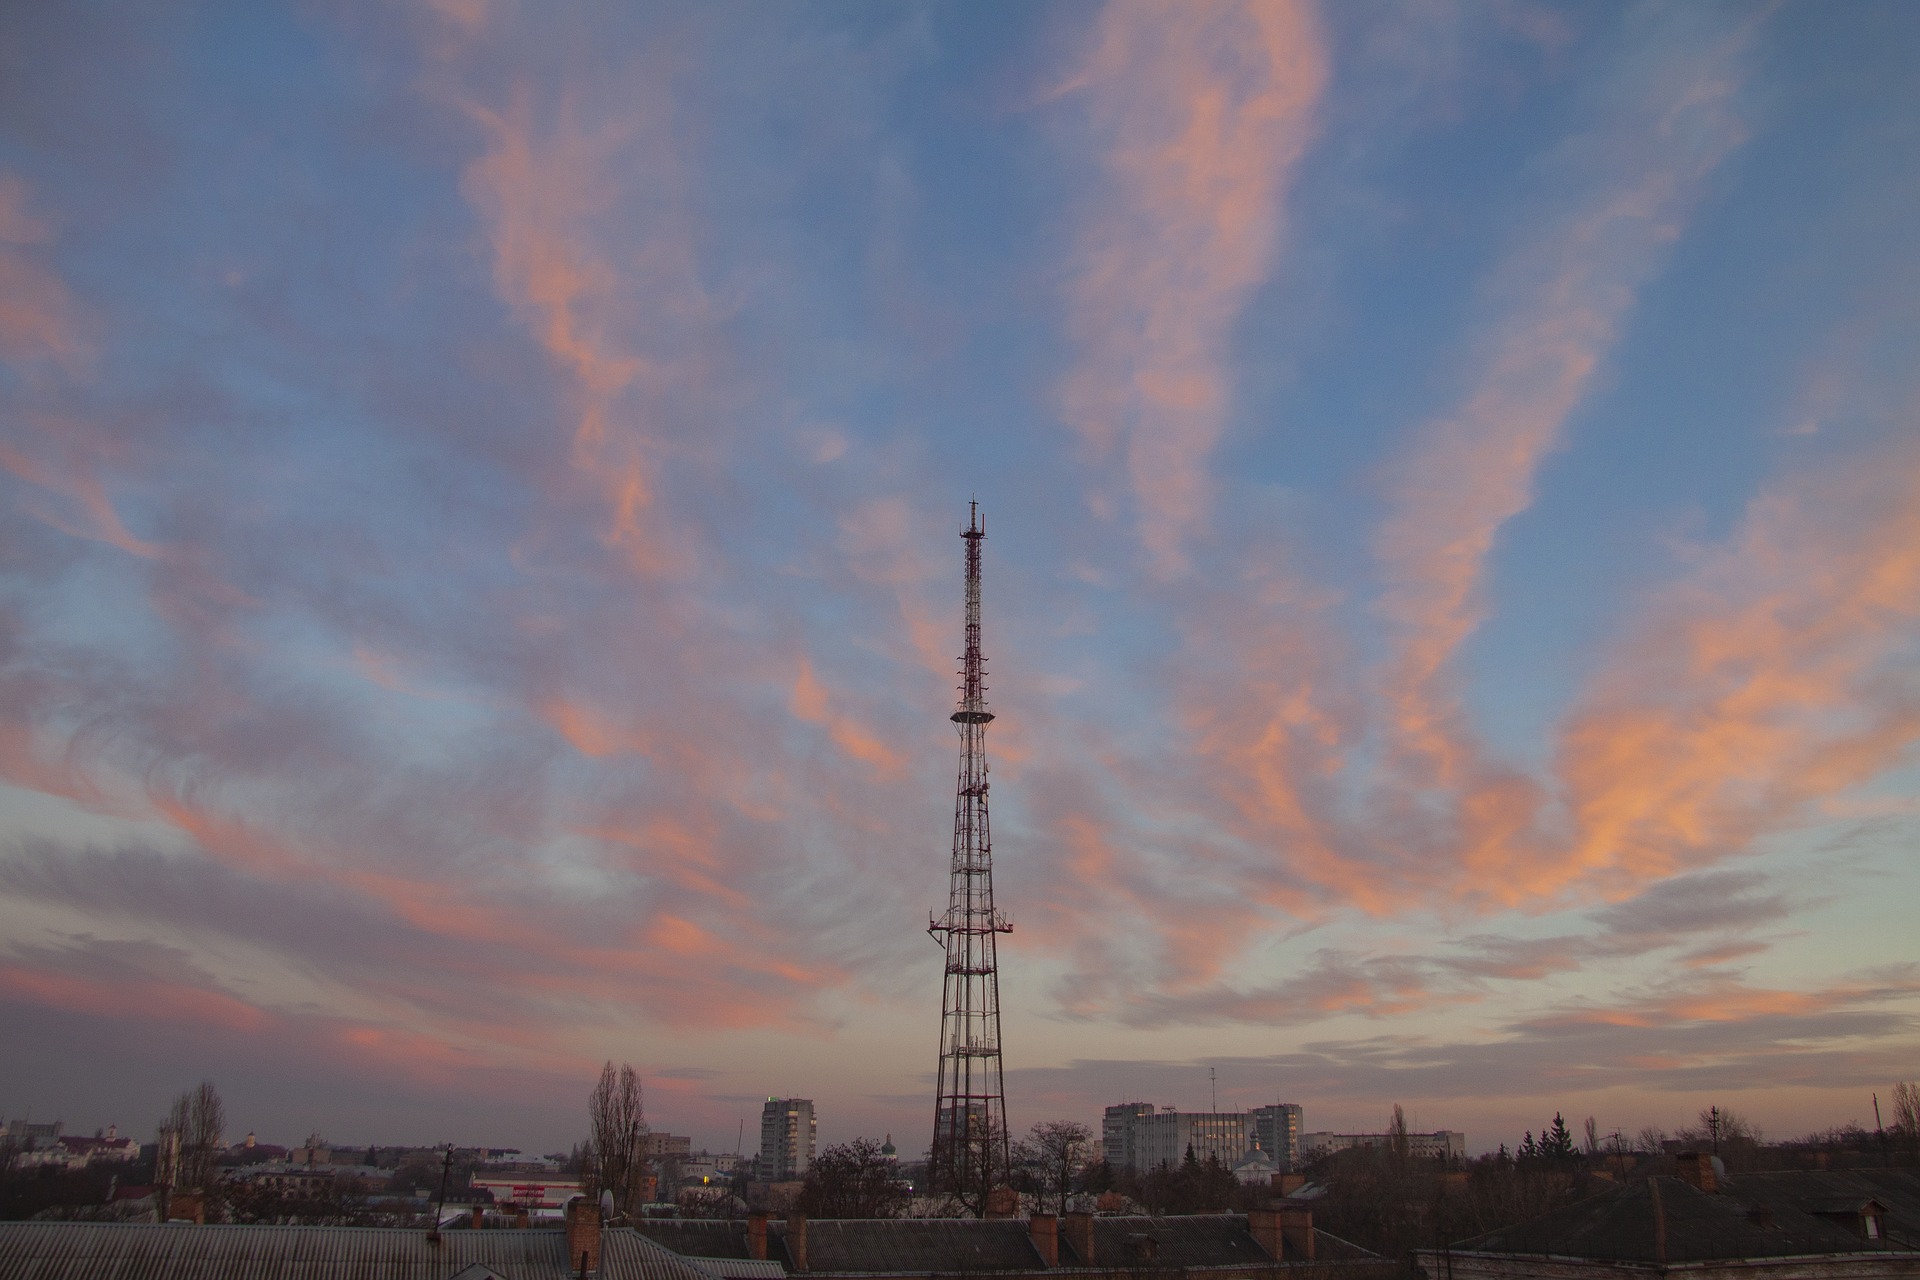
left=3, top=1, right=1918, bottom=1159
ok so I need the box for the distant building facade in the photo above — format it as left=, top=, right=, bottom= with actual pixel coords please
left=1299, top=1129, right=1465, bottom=1162
left=758, top=1099, right=816, bottom=1181
left=469, top=1172, right=585, bottom=1213
left=1103, top=1103, right=1305, bottom=1174
left=644, top=1133, right=693, bottom=1162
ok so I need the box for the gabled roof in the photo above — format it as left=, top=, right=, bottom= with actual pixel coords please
left=633, top=1219, right=756, bottom=1261
left=0, top=1221, right=711, bottom=1280
left=639, top=1212, right=1375, bottom=1274
left=1075, top=1214, right=1270, bottom=1268
left=1070, top=1214, right=1373, bottom=1269
left=782, top=1218, right=1044, bottom=1272
left=1453, top=1176, right=1897, bottom=1264
left=680, top=1256, right=789, bottom=1280
left=1735, top=1169, right=1920, bottom=1244
left=608, top=1231, right=757, bottom=1280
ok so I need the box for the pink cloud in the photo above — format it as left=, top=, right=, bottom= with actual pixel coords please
left=1055, top=0, right=1327, bottom=575
left=0, top=174, right=88, bottom=371
left=791, top=657, right=906, bottom=777
left=456, top=75, right=710, bottom=578
left=1540, top=439, right=1920, bottom=901
left=1373, top=22, right=1753, bottom=797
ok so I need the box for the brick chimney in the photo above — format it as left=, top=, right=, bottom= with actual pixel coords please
left=567, top=1197, right=603, bottom=1275
left=1676, top=1152, right=1717, bottom=1194
left=170, top=1190, right=206, bottom=1225
left=748, top=1212, right=769, bottom=1261
left=1062, top=1212, right=1095, bottom=1266
left=513, top=1206, right=530, bottom=1229
left=1029, top=1213, right=1058, bottom=1267
left=1248, top=1209, right=1283, bottom=1260
left=785, top=1212, right=809, bottom=1272
left=471, top=1206, right=486, bottom=1230
left=1279, top=1207, right=1314, bottom=1261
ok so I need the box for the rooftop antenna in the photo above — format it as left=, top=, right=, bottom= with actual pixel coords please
left=928, top=500, right=1012, bottom=1216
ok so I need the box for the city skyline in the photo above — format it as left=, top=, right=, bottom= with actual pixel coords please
left=2, top=3, right=1918, bottom=1157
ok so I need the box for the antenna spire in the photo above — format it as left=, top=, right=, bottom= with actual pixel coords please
left=928, top=502, right=1011, bottom=1215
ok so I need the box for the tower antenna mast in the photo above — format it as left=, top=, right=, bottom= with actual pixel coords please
left=928, top=500, right=1012, bottom=1215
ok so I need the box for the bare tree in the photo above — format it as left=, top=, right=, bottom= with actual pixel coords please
left=1892, top=1081, right=1920, bottom=1159
left=1388, top=1104, right=1410, bottom=1163
left=162, top=1081, right=226, bottom=1193
left=1583, top=1117, right=1599, bottom=1156
left=583, top=1062, right=648, bottom=1215
left=1014, top=1121, right=1092, bottom=1215
left=797, top=1139, right=911, bottom=1218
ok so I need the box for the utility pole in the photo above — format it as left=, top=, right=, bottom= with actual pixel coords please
left=928, top=501, right=1012, bottom=1215
left=428, top=1146, right=453, bottom=1242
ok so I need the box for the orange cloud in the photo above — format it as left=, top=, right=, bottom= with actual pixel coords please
left=791, top=657, right=905, bottom=777
left=457, top=79, right=705, bottom=577
left=1056, top=0, right=1327, bottom=575
left=1373, top=33, right=1751, bottom=795
left=540, top=694, right=652, bottom=759
left=1537, top=440, right=1920, bottom=902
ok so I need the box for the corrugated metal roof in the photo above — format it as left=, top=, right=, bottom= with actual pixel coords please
left=679, top=1256, right=788, bottom=1280
left=0, top=1221, right=712, bottom=1280
left=631, top=1221, right=753, bottom=1261
left=604, top=1231, right=741, bottom=1280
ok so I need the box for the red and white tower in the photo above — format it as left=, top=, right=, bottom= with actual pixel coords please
left=927, top=500, right=1012, bottom=1213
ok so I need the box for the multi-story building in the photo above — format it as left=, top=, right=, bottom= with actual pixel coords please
left=1102, top=1104, right=1155, bottom=1173
left=758, top=1099, right=816, bottom=1181
left=1250, top=1105, right=1304, bottom=1172
left=1102, top=1102, right=1306, bottom=1175
left=1298, top=1129, right=1466, bottom=1162
left=643, top=1133, right=693, bottom=1162
left=468, top=1172, right=585, bottom=1213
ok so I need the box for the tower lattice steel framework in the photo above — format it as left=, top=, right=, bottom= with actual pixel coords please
left=927, top=500, right=1011, bottom=1212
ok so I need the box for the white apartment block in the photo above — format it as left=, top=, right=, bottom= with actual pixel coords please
left=757, top=1098, right=816, bottom=1181
left=1103, top=1102, right=1304, bottom=1175
left=1299, top=1129, right=1466, bottom=1162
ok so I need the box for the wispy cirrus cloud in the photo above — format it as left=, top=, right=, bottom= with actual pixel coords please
left=1373, top=6, right=1754, bottom=809
left=0, top=174, right=88, bottom=370
left=1009, top=964, right=1920, bottom=1120
left=3, top=0, right=1917, bottom=1151
left=1544, top=437, right=1920, bottom=899
left=1054, top=0, right=1327, bottom=576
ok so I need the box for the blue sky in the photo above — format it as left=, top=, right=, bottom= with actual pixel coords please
left=2, top=0, right=1917, bottom=1158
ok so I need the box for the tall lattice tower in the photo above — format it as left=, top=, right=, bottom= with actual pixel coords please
left=927, top=500, right=1011, bottom=1213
